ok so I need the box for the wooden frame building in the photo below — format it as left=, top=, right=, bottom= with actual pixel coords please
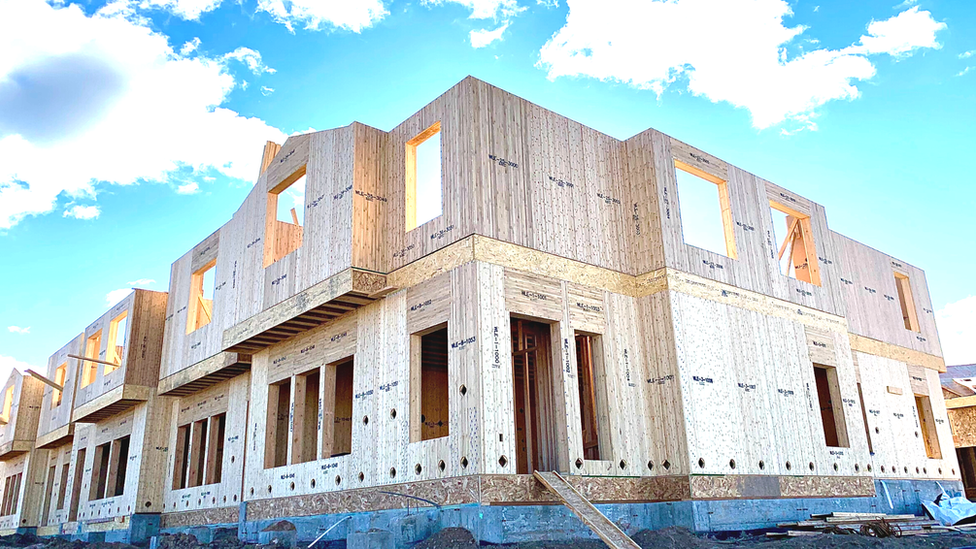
left=4, top=77, right=959, bottom=542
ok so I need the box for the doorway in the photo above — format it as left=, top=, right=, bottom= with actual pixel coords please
left=511, top=317, right=561, bottom=474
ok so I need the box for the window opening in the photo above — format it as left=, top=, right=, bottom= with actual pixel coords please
left=173, top=424, right=191, bottom=489
left=915, top=394, right=942, bottom=459
left=1, top=386, right=12, bottom=422
left=82, top=331, right=102, bottom=387
left=265, top=380, right=291, bottom=468
left=108, top=435, right=130, bottom=497
left=42, top=465, right=56, bottom=524
left=894, top=272, right=920, bottom=332
left=405, top=122, right=442, bottom=231
left=328, top=358, right=354, bottom=458
left=769, top=202, right=821, bottom=285
left=90, top=442, right=111, bottom=500
left=106, top=312, right=128, bottom=373
left=813, top=364, right=849, bottom=447
left=293, top=369, right=320, bottom=464
left=187, top=260, right=216, bottom=333
left=674, top=159, right=737, bottom=259
left=52, top=364, right=67, bottom=408
left=264, top=166, right=306, bottom=267
left=68, top=449, right=85, bottom=521
left=410, top=324, right=449, bottom=442
left=575, top=332, right=610, bottom=461
left=57, top=462, right=69, bottom=510
left=206, top=413, right=226, bottom=484
left=189, top=419, right=207, bottom=487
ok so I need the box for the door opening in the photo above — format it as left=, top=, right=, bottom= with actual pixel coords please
left=511, top=317, right=560, bottom=474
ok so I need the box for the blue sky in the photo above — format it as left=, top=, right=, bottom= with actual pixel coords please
left=1, top=0, right=974, bottom=380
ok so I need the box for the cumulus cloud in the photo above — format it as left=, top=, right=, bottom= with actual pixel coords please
left=63, top=205, right=100, bottom=220
left=176, top=182, right=200, bottom=194
left=961, top=50, right=976, bottom=59
left=424, top=0, right=523, bottom=19
left=180, top=37, right=201, bottom=56
left=471, top=22, right=509, bottom=48
left=136, top=0, right=222, bottom=20
left=223, top=47, right=276, bottom=75
left=127, top=278, right=155, bottom=285
left=256, top=0, right=388, bottom=32
left=105, top=288, right=133, bottom=307
left=0, top=0, right=287, bottom=230
left=7, top=326, right=30, bottom=334
left=0, top=356, right=32, bottom=385
left=538, top=1, right=946, bottom=130
left=937, top=295, right=976, bottom=366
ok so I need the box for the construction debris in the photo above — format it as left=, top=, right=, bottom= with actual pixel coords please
left=769, top=512, right=967, bottom=538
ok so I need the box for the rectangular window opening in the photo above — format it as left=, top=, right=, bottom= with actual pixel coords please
left=575, top=332, right=611, bottom=461
left=264, top=166, right=306, bottom=267
left=325, top=357, right=354, bottom=458
left=189, top=419, right=207, bottom=487
left=1, top=386, right=13, bottom=422
left=42, top=465, right=56, bottom=524
left=857, top=383, right=874, bottom=454
left=82, top=331, right=102, bottom=387
left=265, top=380, right=291, bottom=468
left=813, top=364, right=849, bottom=448
left=90, top=442, right=111, bottom=500
left=187, top=260, right=216, bottom=334
left=108, top=435, right=130, bottom=497
left=57, top=462, right=69, bottom=511
left=674, top=160, right=737, bottom=259
left=769, top=202, right=821, bottom=286
left=411, top=324, right=449, bottom=442
left=405, top=122, right=442, bottom=231
left=105, top=312, right=128, bottom=373
left=292, top=369, right=320, bottom=464
left=173, top=424, right=191, bottom=489
left=206, top=413, right=226, bottom=484
left=895, top=272, right=920, bottom=332
left=915, top=394, right=942, bottom=459
left=52, top=363, right=67, bottom=408
left=68, top=449, right=85, bottom=521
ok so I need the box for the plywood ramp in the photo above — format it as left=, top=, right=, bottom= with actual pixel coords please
left=533, top=471, right=641, bottom=549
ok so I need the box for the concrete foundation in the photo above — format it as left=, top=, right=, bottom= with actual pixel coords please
left=150, top=479, right=964, bottom=547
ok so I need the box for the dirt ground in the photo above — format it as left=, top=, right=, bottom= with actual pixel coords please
left=5, top=527, right=976, bottom=549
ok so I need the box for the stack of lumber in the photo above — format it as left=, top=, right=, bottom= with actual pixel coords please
left=768, top=512, right=945, bottom=538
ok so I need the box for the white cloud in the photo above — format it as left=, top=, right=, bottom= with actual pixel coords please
left=256, top=0, right=388, bottom=32
left=63, top=205, right=100, bottom=220
left=960, top=50, right=975, bottom=59
left=471, top=22, right=509, bottom=48
left=538, top=1, right=946, bottom=130
left=937, top=295, right=976, bottom=366
left=0, top=356, right=33, bottom=384
left=105, top=288, right=133, bottom=307
left=958, top=67, right=973, bottom=77
left=176, top=182, right=200, bottom=194
left=180, top=37, right=201, bottom=56
left=537, top=0, right=558, bottom=7
left=127, top=278, right=155, bottom=285
left=0, top=0, right=287, bottom=230
left=222, top=47, right=276, bottom=75
left=894, top=0, right=917, bottom=8
left=137, top=0, right=222, bottom=20
left=7, top=326, right=30, bottom=334
left=261, top=86, right=275, bottom=96
left=424, top=0, right=523, bottom=19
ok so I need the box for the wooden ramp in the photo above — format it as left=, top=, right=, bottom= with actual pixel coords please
left=533, top=471, right=642, bottom=549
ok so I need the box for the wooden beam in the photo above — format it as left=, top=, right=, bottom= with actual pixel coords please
left=67, top=354, right=119, bottom=368
left=25, top=369, right=63, bottom=391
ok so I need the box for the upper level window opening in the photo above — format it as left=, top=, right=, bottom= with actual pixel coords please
left=406, top=122, right=442, bottom=232
left=187, top=260, right=216, bottom=334
left=264, top=166, right=306, bottom=267
left=105, top=312, right=127, bottom=373
left=894, top=272, right=920, bottom=332
left=81, top=331, right=102, bottom=387
left=1, top=386, right=12, bottom=422
left=769, top=201, right=821, bottom=286
left=52, top=363, right=67, bottom=408
left=674, top=160, right=737, bottom=259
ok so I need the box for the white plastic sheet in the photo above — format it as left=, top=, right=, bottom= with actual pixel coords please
left=922, top=484, right=976, bottom=526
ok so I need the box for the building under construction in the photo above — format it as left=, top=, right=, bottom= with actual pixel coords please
left=0, top=77, right=958, bottom=545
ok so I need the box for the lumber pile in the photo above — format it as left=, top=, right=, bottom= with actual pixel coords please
left=768, top=512, right=957, bottom=538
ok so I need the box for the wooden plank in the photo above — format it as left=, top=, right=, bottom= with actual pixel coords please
left=533, top=471, right=641, bottom=549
